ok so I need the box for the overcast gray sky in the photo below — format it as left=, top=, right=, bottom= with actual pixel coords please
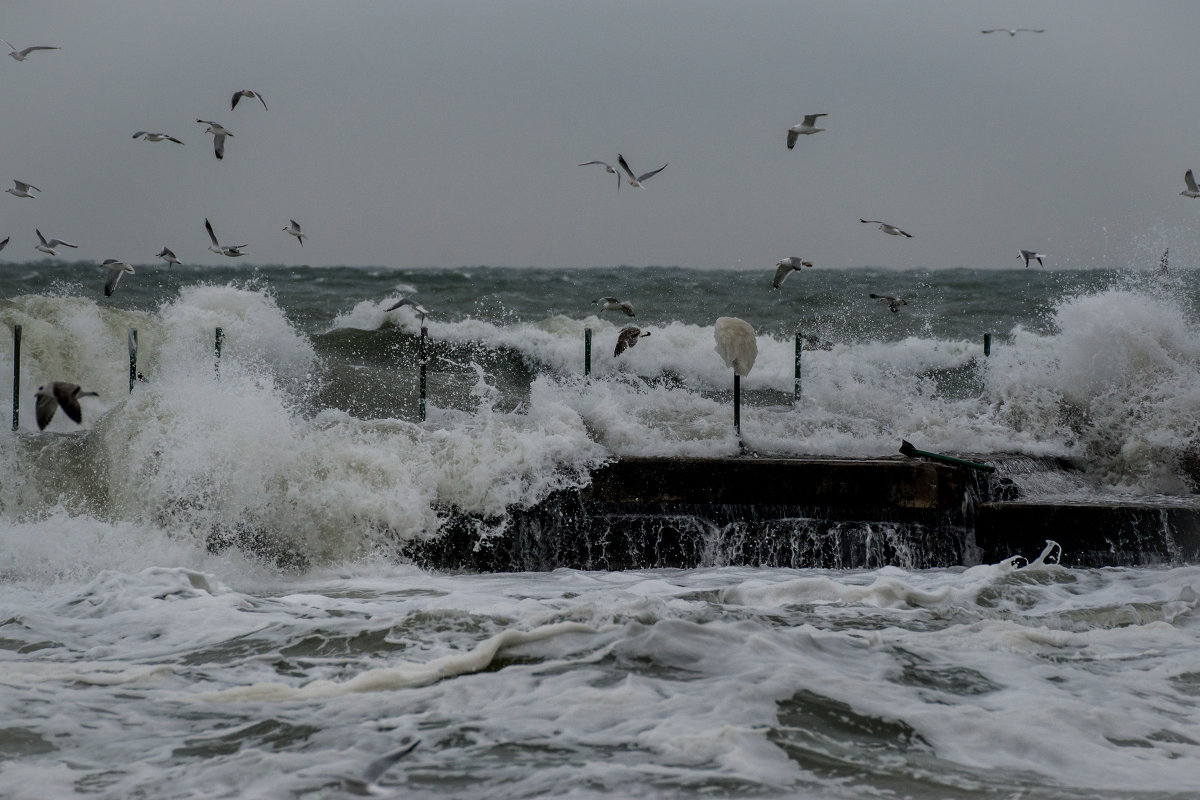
left=3, top=1, right=1199, bottom=270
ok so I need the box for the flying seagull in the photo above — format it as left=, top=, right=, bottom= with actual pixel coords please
left=981, top=28, right=1044, bottom=36
left=1, top=39, right=59, bottom=61
left=772, top=257, right=813, bottom=289
left=340, top=741, right=419, bottom=796
left=6, top=180, right=40, bottom=198
left=35, top=382, right=98, bottom=430
left=156, top=246, right=181, bottom=266
left=1017, top=249, right=1046, bottom=268
left=786, top=114, right=827, bottom=149
left=101, top=260, right=134, bottom=297
left=35, top=229, right=77, bottom=256
left=869, top=293, right=907, bottom=313
left=614, top=326, right=651, bottom=357
left=579, top=160, right=620, bottom=192
left=231, top=89, right=268, bottom=110
left=1181, top=169, right=1200, bottom=198
left=860, top=219, right=913, bottom=238
left=384, top=296, right=429, bottom=324
left=132, top=131, right=183, bottom=145
left=592, top=297, right=635, bottom=317
left=196, top=119, right=232, bottom=159
left=205, top=218, right=247, bottom=257
left=282, top=219, right=307, bottom=247
left=616, top=154, right=667, bottom=188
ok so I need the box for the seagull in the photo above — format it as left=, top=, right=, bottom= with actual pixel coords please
left=579, top=160, right=620, bottom=192
left=592, top=297, right=635, bottom=317
left=196, top=119, right=232, bottom=159
left=0, top=236, right=8, bottom=251
left=614, top=326, right=651, bottom=357
left=156, top=246, right=181, bottom=266
left=384, top=296, right=429, bottom=324
left=282, top=219, right=307, bottom=247
left=132, top=131, right=183, bottom=144
left=1017, top=249, right=1046, bottom=268
left=1181, top=169, right=1200, bottom=198
left=102, top=260, right=134, bottom=297
left=205, top=218, right=247, bottom=257
left=860, top=219, right=913, bottom=238
left=34, top=382, right=99, bottom=430
left=616, top=154, right=667, bottom=188
left=869, top=293, right=907, bottom=313
left=35, top=229, right=77, bottom=256
left=340, top=741, right=419, bottom=796
left=786, top=114, right=827, bottom=149
left=981, top=28, right=1044, bottom=36
left=231, top=89, right=268, bottom=111
left=1, top=39, right=59, bottom=61
left=6, top=180, right=40, bottom=198
left=772, top=257, right=813, bottom=289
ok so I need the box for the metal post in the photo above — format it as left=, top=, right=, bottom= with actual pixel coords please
left=418, top=325, right=427, bottom=422
left=11, top=324, right=21, bottom=431
left=128, top=328, right=138, bottom=393
left=584, top=328, right=592, bottom=377
left=794, top=332, right=802, bottom=403
left=733, top=373, right=741, bottom=435
left=984, top=332, right=991, bottom=357
left=214, top=327, right=224, bottom=378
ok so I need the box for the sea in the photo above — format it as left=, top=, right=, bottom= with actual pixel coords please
left=2, top=260, right=1199, bottom=799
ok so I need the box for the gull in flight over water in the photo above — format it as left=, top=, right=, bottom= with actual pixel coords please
left=787, top=114, right=827, bottom=149
left=579, top=160, right=621, bottom=192
left=196, top=119, right=232, bottom=159
left=617, top=154, right=667, bottom=188
left=384, top=296, right=430, bottom=324
left=2, top=39, right=59, bottom=61
left=981, top=28, right=1044, bottom=36
left=614, top=326, right=651, bottom=357
left=1181, top=169, right=1200, bottom=198
left=340, top=741, right=419, bottom=796
left=592, top=297, right=635, bottom=317
left=860, top=219, right=913, bottom=238
left=35, top=382, right=98, bottom=430
left=35, top=229, right=77, bottom=256
left=6, top=180, right=40, bottom=198
left=132, top=131, right=183, bottom=145
left=282, top=219, right=307, bottom=247
left=102, top=260, right=134, bottom=297
left=231, top=89, right=268, bottom=110
left=205, top=218, right=247, bottom=257
left=1017, top=249, right=1046, bottom=268
left=772, top=257, right=813, bottom=289
left=156, top=246, right=181, bottom=266
left=869, top=293, right=908, bottom=313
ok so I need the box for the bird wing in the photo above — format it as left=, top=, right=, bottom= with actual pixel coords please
left=384, top=297, right=413, bottom=312
left=772, top=264, right=792, bottom=288
left=18, top=46, right=59, bottom=56
left=636, top=163, right=668, bottom=183
left=614, top=327, right=639, bottom=357
left=802, top=114, right=826, bottom=126
left=36, top=229, right=48, bottom=246
left=132, top=131, right=147, bottom=139
left=205, top=219, right=220, bottom=247
left=231, top=91, right=243, bottom=109
left=213, top=133, right=226, bottom=159
left=0, top=236, right=9, bottom=250
left=786, top=129, right=799, bottom=149
left=35, top=388, right=58, bottom=429
left=104, top=262, right=132, bottom=297
left=54, top=383, right=84, bottom=424
left=981, top=29, right=1000, bottom=33
left=578, top=160, right=611, bottom=168
left=49, top=236, right=77, bottom=248
left=16, top=181, right=40, bottom=192
left=616, top=154, right=638, bottom=182
left=255, top=92, right=268, bottom=110
left=290, top=220, right=301, bottom=231
left=1186, top=169, right=1198, bottom=193
left=869, top=293, right=896, bottom=301
left=166, top=135, right=183, bottom=144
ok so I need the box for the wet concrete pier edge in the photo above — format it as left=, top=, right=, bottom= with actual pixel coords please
left=403, top=457, right=1200, bottom=572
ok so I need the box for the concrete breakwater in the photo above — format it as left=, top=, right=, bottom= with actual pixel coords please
left=404, top=456, right=1200, bottom=571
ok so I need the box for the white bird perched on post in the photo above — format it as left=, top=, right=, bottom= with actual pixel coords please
left=714, top=317, right=758, bottom=376
left=786, top=114, right=827, bottom=149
